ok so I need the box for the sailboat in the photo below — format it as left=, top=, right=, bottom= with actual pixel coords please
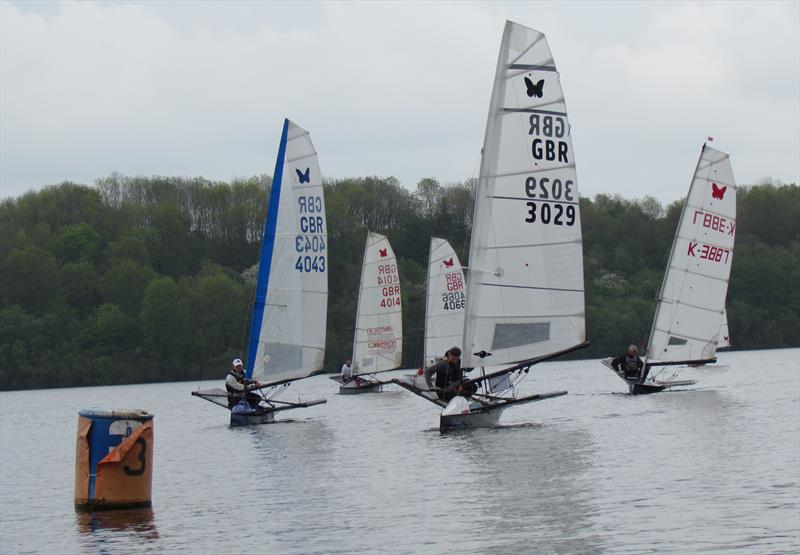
left=394, top=21, right=588, bottom=430
left=333, top=232, right=403, bottom=394
left=398, top=237, right=467, bottom=390
left=192, top=119, right=328, bottom=425
left=602, top=144, right=737, bottom=394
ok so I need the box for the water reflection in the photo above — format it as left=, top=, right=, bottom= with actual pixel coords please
left=76, top=507, right=158, bottom=553
left=450, top=422, right=605, bottom=553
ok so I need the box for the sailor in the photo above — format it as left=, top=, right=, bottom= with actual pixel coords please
left=225, top=358, right=262, bottom=408
left=424, top=347, right=467, bottom=401
left=341, top=357, right=353, bottom=383
left=611, top=345, right=644, bottom=380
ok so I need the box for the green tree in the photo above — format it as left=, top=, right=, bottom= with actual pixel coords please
left=0, top=246, right=58, bottom=314
left=54, top=222, right=101, bottom=263
left=58, top=261, right=99, bottom=312
left=100, top=260, right=157, bottom=314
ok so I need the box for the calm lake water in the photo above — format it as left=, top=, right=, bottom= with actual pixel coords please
left=1, top=348, right=798, bottom=554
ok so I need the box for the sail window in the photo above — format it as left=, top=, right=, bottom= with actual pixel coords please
left=492, top=322, right=550, bottom=350
left=264, top=343, right=303, bottom=368
left=667, top=336, right=688, bottom=346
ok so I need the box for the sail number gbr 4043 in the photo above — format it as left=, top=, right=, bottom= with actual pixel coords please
left=523, top=176, right=577, bottom=226
left=295, top=194, right=326, bottom=273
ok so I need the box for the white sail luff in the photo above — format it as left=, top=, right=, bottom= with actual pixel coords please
left=717, top=308, right=731, bottom=349
left=352, top=232, right=403, bottom=374
left=424, top=238, right=467, bottom=367
left=251, top=120, right=328, bottom=383
left=462, top=21, right=585, bottom=368
left=646, top=145, right=737, bottom=367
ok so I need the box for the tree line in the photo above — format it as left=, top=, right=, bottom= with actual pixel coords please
left=0, top=174, right=797, bottom=390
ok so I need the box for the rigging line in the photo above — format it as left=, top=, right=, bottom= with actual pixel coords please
left=502, top=106, right=567, bottom=117
left=286, top=151, right=318, bottom=164
left=507, top=63, right=557, bottom=75
left=482, top=237, right=581, bottom=249
left=478, top=282, right=584, bottom=293
left=470, top=311, right=583, bottom=319
left=651, top=326, right=719, bottom=344
left=491, top=163, right=576, bottom=178
left=694, top=175, right=735, bottom=187
left=663, top=265, right=732, bottom=283
left=681, top=203, right=736, bottom=222
left=491, top=195, right=580, bottom=206
left=508, top=31, right=546, bottom=65
left=696, top=154, right=730, bottom=172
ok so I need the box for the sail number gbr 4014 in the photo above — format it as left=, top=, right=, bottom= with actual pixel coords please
left=295, top=194, right=326, bottom=273
left=523, top=176, right=577, bottom=226
left=377, top=263, right=400, bottom=308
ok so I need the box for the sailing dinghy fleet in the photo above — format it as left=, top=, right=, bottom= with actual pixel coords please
left=192, top=20, right=740, bottom=428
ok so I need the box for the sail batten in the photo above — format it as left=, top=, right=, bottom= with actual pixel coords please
left=462, top=21, right=585, bottom=368
left=246, top=119, right=328, bottom=384
left=646, top=145, right=736, bottom=367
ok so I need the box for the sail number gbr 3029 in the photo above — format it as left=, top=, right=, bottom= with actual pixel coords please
left=523, top=176, right=576, bottom=226
left=295, top=194, right=326, bottom=273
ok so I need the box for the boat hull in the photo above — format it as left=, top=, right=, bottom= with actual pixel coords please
left=229, top=407, right=277, bottom=427
left=227, top=397, right=327, bottom=427
left=601, top=357, right=697, bottom=395
left=439, top=405, right=504, bottom=431
left=628, top=382, right=667, bottom=395
left=335, top=375, right=383, bottom=394
left=438, top=391, right=567, bottom=432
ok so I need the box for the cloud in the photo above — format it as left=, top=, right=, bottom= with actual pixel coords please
left=1, top=1, right=798, bottom=203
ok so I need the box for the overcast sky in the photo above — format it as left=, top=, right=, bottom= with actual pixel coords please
left=1, top=1, right=798, bottom=204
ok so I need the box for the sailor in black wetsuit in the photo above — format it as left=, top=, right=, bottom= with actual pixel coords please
left=225, top=358, right=262, bottom=408
left=611, top=345, right=644, bottom=381
left=424, top=347, right=477, bottom=402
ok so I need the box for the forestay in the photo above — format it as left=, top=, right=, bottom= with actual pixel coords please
left=246, top=119, right=328, bottom=384
left=424, top=238, right=466, bottom=367
left=462, top=21, right=585, bottom=368
left=352, top=232, right=403, bottom=374
left=647, top=145, right=736, bottom=364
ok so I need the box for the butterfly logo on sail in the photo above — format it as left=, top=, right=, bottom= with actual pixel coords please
left=443, top=258, right=454, bottom=268
left=296, top=167, right=311, bottom=184
left=524, top=75, right=545, bottom=98
left=711, top=182, right=727, bottom=200
left=379, top=248, right=388, bottom=258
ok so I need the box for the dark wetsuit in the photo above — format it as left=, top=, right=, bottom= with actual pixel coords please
left=424, top=359, right=467, bottom=402
left=611, top=354, right=644, bottom=380
left=225, top=371, right=260, bottom=408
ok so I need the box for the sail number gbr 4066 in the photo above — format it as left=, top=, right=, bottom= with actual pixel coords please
left=295, top=194, right=326, bottom=273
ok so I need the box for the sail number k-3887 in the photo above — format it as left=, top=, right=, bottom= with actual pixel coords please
left=687, top=242, right=731, bottom=264
left=523, top=176, right=576, bottom=226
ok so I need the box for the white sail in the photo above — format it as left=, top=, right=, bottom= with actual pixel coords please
left=462, top=21, right=585, bottom=368
left=646, top=145, right=736, bottom=365
left=717, top=308, right=731, bottom=350
left=246, top=119, right=328, bottom=383
left=424, top=238, right=467, bottom=367
left=352, top=232, right=403, bottom=374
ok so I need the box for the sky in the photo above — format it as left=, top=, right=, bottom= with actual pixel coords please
left=1, top=0, right=798, bottom=205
